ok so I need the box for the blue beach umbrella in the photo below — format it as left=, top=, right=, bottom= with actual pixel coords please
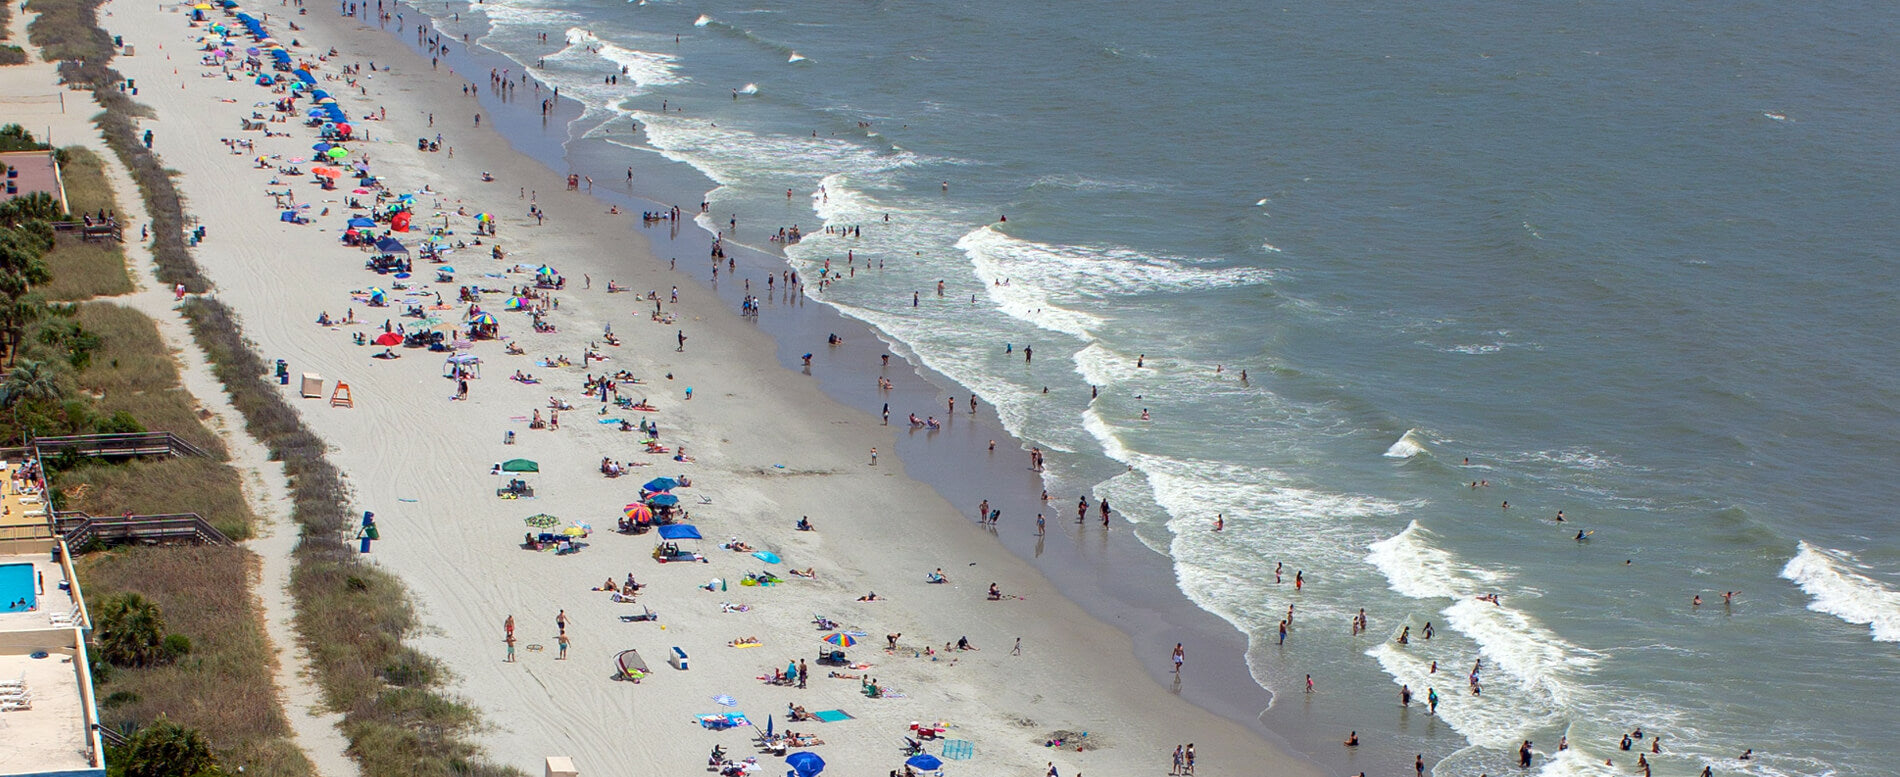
left=785, top=751, right=825, bottom=777
left=645, top=493, right=679, bottom=507
left=642, top=477, right=678, bottom=493
left=347, top=217, right=375, bottom=228
left=906, top=754, right=943, bottom=771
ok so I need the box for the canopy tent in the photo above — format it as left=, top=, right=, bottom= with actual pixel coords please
left=500, top=459, right=539, bottom=473
left=656, top=524, right=701, bottom=541
left=373, top=236, right=408, bottom=255
left=346, top=216, right=375, bottom=228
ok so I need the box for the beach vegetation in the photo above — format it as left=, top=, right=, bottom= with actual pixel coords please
left=113, top=716, right=221, bottom=777
left=82, top=546, right=312, bottom=777
left=0, top=124, right=49, bottom=151
left=92, top=591, right=172, bottom=667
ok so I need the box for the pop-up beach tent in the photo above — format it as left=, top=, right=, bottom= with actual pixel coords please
left=656, top=524, right=700, bottom=541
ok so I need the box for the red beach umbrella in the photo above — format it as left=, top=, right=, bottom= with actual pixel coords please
left=373, top=332, right=403, bottom=346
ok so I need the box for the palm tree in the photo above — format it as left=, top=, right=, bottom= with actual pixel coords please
left=93, top=592, right=168, bottom=668
left=0, top=358, right=60, bottom=436
left=120, top=716, right=216, bottom=777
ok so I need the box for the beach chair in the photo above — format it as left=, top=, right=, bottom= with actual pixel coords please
left=0, top=696, right=30, bottom=712
left=47, top=608, right=79, bottom=627
left=0, top=673, right=24, bottom=690
left=901, top=737, right=925, bottom=755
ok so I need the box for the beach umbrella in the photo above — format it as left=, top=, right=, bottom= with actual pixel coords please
left=503, top=297, right=525, bottom=310
left=326, top=147, right=350, bottom=159
left=785, top=751, right=825, bottom=777
left=469, top=312, right=498, bottom=326
left=312, top=167, right=342, bottom=179
left=905, top=755, right=944, bottom=771
left=623, top=503, right=653, bottom=523
left=373, top=332, right=402, bottom=346
left=347, top=217, right=375, bottom=228
left=561, top=526, right=587, bottom=537
left=642, top=477, right=678, bottom=493
left=766, top=714, right=774, bottom=739
left=500, top=458, right=539, bottom=472
left=645, top=493, right=679, bottom=507
left=523, top=514, right=560, bottom=529
left=712, top=694, right=737, bottom=707
left=821, top=633, right=856, bottom=648
left=246, top=46, right=259, bottom=55
left=192, top=3, right=212, bottom=9
left=312, top=142, right=331, bottom=152
left=366, top=286, right=386, bottom=298
left=439, top=266, right=456, bottom=274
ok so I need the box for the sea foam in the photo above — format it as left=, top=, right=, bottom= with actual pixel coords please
left=1781, top=541, right=1900, bottom=642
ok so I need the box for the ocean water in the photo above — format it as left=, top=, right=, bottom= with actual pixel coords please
left=410, top=0, right=1900, bottom=773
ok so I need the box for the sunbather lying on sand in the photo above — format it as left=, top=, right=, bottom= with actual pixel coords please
left=789, top=568, right=818, bottom=579
left=727, top=637, right=762, bottom=647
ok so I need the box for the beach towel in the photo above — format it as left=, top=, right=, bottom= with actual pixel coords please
left=811, top=709, right=853, bottom=723
left=598, top=418, right=624, bottom=424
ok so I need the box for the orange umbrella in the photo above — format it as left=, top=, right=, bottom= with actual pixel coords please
left=311, top=166, right=342, bottom=179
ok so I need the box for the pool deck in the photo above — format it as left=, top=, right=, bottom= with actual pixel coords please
left=0, top=540, right=103, bottom=777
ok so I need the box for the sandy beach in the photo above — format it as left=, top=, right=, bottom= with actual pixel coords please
left=92, top=2, right=1322, bottom=775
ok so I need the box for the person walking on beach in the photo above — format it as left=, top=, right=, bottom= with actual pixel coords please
left=505, top=614, right=515, bottom=641
left=1185, top=744, right=1195, bottom=775
left=677, top=329, right=687, bottom=351
left=1037, top=513, right=1045, bottom=535
left=1172, top=643, right=1185, bottom=674
left=556, top=609, right=568, bottom=635
left=799, top=658, right=809, bottom=688
left=978, top=499, right=989, bottom=522
left=1171, top=745, right=1184, bottom=775
left=557, top=632, right=569, bottom=660
left=869, top=448, right=877, bottom=466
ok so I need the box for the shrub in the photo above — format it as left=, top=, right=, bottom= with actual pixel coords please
left=93, top=592, right=169, bottom=667
left=118, top=717, right=218, bottom=777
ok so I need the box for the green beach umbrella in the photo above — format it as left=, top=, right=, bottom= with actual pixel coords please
left=326, top=147, right=349, bottom=159
left=524, top=514, right=560, bottom=529
left=500, top=458, right=539, bottom=472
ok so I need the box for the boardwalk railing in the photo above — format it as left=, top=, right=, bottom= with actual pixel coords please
left=57, top=511, right=233, bottom=548
left=33, top=432, right=210, bottom=460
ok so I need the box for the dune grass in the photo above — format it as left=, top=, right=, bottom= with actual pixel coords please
left=80, top=545, right=312, bottom=777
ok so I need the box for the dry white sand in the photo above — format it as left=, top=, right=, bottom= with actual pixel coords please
left=95, top=3, right=1319, bottom=775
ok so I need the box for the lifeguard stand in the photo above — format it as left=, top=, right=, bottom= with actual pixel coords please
left=330, top=382, right=354, bottom=408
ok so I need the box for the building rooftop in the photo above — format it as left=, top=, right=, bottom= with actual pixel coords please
left=0, top=538, right=103, bottom=777
left=0, top=151, right=65, bottom=212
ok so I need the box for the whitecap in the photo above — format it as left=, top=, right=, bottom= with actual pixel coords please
left=1780, top=541, right=1900, bottom=642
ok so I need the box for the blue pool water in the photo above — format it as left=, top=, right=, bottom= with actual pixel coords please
left=0, top=563, right=35, bottom=613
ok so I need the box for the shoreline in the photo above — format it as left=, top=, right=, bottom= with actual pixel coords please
left=97, top=2, right=1322, bottom=776
left=350, top=0, right=1336, bottom=764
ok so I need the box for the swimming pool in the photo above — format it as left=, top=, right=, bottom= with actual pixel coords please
left=0, top=563, right=34, bottom=613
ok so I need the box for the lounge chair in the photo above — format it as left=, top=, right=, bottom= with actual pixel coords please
left=48, top=608, right=79, bottom=626
left=0, top=673, right=24, bottom=690
left=0, top=696, right=31, bottom=712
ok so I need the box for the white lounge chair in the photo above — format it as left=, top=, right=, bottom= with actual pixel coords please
left=0, top=697, right=32, bottom=712
left=47, top=608, right=79, bottom=626
left=0, top=673, right=23, bottom=689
